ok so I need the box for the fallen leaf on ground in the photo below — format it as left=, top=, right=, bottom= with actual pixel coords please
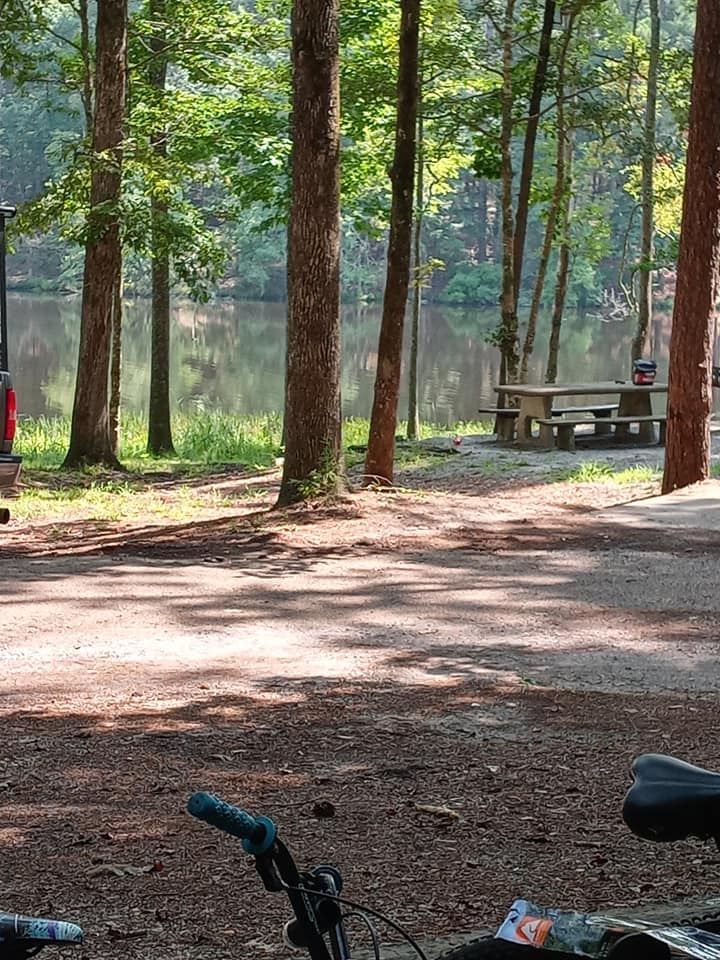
left=411, top=802, right=460, bottom=820
left=87, top=862, right=162, bottom=878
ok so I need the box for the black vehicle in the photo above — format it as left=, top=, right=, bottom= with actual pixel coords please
left=0, top=204, right=21, bottom=520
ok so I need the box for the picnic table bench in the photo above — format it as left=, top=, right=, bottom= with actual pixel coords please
left=478, top=403, right=619, bottom=424
left=536, top=413, right=667, bottom=451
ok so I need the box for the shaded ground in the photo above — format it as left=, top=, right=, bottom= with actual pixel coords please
left=3, top=438, right=720, bottom=960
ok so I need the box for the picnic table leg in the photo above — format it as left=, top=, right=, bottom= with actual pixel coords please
left=618, top=391, right=654, bottom=442
left=593, top=410, right=613, bottom=435
left=496, top=414, right=516, bottom=442
left=517, top=396, right=553, bottom=446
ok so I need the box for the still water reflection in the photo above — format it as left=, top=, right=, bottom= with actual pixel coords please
left=8, top=294, right=679, bottom=424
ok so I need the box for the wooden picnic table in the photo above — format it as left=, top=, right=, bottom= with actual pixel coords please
left=496, top=380, right=668, bottom=448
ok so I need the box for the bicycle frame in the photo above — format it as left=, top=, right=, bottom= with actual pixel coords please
left=252, top=836, right=351, bottom=960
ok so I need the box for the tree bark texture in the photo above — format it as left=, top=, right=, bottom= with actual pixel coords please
left=277, top=0, right=342, bottom=506
left=109, top=275, right=122, bottom=456
left=632, top=0, right=660, bottom=363
left=79, top=0, right=94, bottom=136
left=520, top=14, right=574, bottom=382
left=513, top=0, right=555, bottom=308
left=364, top=0, right=420, bottom=485
left=147, top=0, right=175, bottom=456
left=477, top=178, right=488, bottom=263
left=546, top=133, right=574, bottom=383
left=498, top=0, right=519, bottom=385
left=407, top=76, right=424, bottom=442
left=64, top=0, right=127, bottom=468
left=662, top=0, right=720, bottom=494
left=494, top=0, right=518, bottom=438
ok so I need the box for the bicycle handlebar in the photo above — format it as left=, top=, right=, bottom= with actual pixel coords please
left=0, top=206, right=16, bottom=220
left=187, top=792, right=277, bottom=855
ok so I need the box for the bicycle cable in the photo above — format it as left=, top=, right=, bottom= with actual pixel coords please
left=280, top=881, right=429, bottom=960
left=342, top=911, right=382, bottom=960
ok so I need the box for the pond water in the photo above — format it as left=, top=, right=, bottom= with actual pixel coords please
left=7, top=293, right=681, bottom=424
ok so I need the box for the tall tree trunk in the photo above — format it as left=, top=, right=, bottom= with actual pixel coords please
left=277, top=0, right=342, bottom=506
left=147, top=0, right=175, bottom=456
left=494, top=0, right=518, bottom=439
left=546, top=133, right=574, bottom=383
left=477, top=178, right=488, bottom=263
left=364, top=0, right=420, bottom=485
left=407, top=74, right=424, bottom=442
left=520, top=14, right=574, bottom=382
left=63, top=0, right=127, bottom=469
left=662, top=0, right=720, bottom=494
left=109, top=274, right=122, bottom=456
left=79, top=0, right=94, bottom=136
left=632, top=0, right=660, bottom=363
left=513, top=0, right=555, bottom=307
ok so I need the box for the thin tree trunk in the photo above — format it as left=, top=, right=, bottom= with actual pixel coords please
left=109, top=274, right=122, bottom=456
left=520, top=14, right=574, bottom=382
left=546, top=133, right=574, bottom=384
left=79, top=0, right=94, bottom=136
left=477, top=178, right=488, bottom=263
left=365, top=0, right=420, bottom=485
left=64, top=0, right=127, bottom=468
left=277, top=0, right=342, bottom=506
left=513, top=0, right=555, bottom=307
left=662, top=0, right=720, bottom=494
left=632, top=0, right=660, bottom=363
left=147, top=0, right=175, bottom=456
left=407, top=76, right=423, bottom=442
left=494, top=0, right=518, bottom=439
left=498, top=0, right=518, bottom=383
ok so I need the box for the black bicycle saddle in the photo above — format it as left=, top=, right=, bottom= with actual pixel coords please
left=623, top=753, right=720, bottom=842
left=0, top=912, right=83, bottom=947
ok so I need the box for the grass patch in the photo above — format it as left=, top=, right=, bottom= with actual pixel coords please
left=11, top=413, right=486, bottom=524
left=558, top=460, right=661, bottom=484
left=16, top=411, right=284, bottom=472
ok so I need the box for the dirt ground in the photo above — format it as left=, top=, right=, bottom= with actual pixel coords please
left=3, top=437, right=720, bottom=960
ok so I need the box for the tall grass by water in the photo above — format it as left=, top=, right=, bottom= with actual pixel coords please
left=16, top=412, right=489, bottom=472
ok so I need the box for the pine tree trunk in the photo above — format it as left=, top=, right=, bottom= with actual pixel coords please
left=632, top=0, right=660, bottom=364
left=513, top=0, right=555, bottom=306
left=147, top=0, right=175, bottom=456
left=520, top=14, right=574, bottom=382
left=662, top=0, right=720, bottom=494
left=546, top=135, right=574, bottom=384
left=407, top=80, right=423, bottom=442
left=109, top=274, right=122, bottom=456
left=494, top=0, right=518, bottom=439
left=498, top=0, right=518, bottom=384
left=277, top=0, right=342, bottom=506
left=477, top=179, right=488, bottom=263
left=365, top=0, right=420, bottom=485
left=63, top=0, right=127, bottom=469
left=79, top=0, right=94, bottom=136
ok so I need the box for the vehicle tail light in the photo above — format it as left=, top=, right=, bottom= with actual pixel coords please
left=4, top=387, right=16, bottom=443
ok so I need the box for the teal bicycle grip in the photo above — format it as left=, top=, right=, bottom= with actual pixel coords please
left=187, top=792, right=276, bottom=855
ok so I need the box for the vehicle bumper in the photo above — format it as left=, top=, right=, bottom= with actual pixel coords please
left=0, top=455, right=22, bottom=488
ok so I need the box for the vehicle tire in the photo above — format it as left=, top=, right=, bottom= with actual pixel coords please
left=436, top=935, right=576, bottom=960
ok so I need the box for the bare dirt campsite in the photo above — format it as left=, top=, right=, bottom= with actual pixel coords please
left=3, top=437, right=720, bottom=960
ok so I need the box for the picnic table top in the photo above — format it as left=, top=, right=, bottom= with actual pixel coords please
left=496, top=380, right=668, bottom=398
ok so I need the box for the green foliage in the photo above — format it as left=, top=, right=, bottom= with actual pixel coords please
left=441, top=262, right=502, bottom=306
left=17, top=411, right=284, bottom=469
left=0, top=0, right=700, bottom=318
left=473, top=138, right=502, bottom=181
left=558, top=461, right=661, bottom=484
